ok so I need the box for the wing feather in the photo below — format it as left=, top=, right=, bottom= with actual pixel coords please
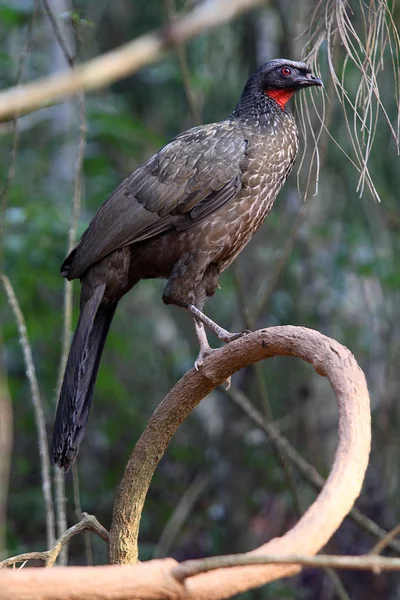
left=65, top=122, right=249, bottom=279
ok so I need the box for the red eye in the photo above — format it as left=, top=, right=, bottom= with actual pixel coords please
left=281, top=67, right=291, bottom=76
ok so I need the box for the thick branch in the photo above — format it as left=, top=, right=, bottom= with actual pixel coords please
left=108, top=325, right=370, bottom=598
left=2, top=552, right=400, bottom=600
left=0, top=326, right=371, bottom=599
left=0, top=0, right=263, bottom=121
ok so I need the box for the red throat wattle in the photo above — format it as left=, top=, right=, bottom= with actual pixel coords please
left=265, top=88, right=295, bottom=109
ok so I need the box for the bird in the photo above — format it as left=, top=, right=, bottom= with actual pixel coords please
left=51, top=58, right=322, bottom=470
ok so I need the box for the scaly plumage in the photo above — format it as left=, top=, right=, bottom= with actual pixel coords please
left=51, top=59, right=322, bottom=470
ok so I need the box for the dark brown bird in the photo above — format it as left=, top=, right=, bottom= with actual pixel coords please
left=51, top=59, right=322, bottom=469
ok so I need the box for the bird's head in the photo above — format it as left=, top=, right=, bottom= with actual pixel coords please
left=232, top=59, right=323, bottom=117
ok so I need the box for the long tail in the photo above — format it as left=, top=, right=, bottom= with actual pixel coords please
left=51, top=284, right=117, bottom=470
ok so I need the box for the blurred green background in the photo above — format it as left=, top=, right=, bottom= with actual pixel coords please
left=1, top=0, right=400, bottom=598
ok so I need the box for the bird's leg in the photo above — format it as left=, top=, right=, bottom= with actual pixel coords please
left=187, top=304, right=250, bottom=343
left=193, top=319, right=213, bottom=370
left=163, top=257, right=249, bottom=360
left=193, top=316, right=232, bottom=389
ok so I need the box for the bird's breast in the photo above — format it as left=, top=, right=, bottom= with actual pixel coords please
left=213, top=119, right=298, bottom=268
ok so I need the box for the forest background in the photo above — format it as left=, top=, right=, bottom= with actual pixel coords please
left=1, top=1, right=400, bottom=598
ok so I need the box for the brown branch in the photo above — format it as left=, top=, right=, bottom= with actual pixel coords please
left=1, top=275, right=55, bottom=548
left=3, top=552, right=400, bottom=600
left=174, top=552, right=400, bottom=579
left=370, top=523, right=400, bottom=556
left=0, top=560, right=182, bottom=600
left=0, top=325, right=372, bottom=597
left=0, top=0, right=264, bottom=121
left=108, top=325, right=370, bottom=598
left=0, top=513, right=108, bottom=569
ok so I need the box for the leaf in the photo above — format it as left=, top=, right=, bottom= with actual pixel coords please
left=0, top=5, right=30, bottom=26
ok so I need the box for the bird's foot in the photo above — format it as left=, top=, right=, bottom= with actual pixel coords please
left=188, top=305, right=252, bottom=343
left=191, top=311, right=249, bottom=389
left=194, top=346, right=214, bottom=370
left=219, top=329, right=251, bottom=343
left=194, top=346, right=231, bottom=389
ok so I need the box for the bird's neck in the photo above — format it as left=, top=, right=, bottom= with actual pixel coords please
left=230, top=90, right=291, bottom=128
left=265, top=89, right=295, bottom=110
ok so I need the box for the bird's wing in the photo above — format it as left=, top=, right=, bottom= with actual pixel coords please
left=65, top=122, right=249, bottom=279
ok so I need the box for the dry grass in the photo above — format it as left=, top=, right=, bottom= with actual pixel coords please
left=298, top=0, right=400, bottom=202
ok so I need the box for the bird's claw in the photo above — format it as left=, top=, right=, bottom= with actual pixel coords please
left=224, top=376, right=232, bottom=390
left=219, top=329, right=252, bottom=343
left=195, top=351, right=232, bottom=390
left=194, top=347, right=214, bottom=370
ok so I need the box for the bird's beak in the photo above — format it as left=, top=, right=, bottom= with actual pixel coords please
left=295, top=73, right=323, bottom=88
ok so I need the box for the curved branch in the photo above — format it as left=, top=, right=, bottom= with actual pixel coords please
left=108, top=325, right=370, bottom=599
left=0, top=326, right=371, bottom=599
left=0, top=0, right=263, bottom=121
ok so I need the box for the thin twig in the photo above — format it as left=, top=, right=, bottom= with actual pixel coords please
left=173, top=552, right=400, bottom=581
left=1, top=275, right=55, bottom=549
left=72, top=464, right=93, bottom=565
left=0, top=513, right=109, bottom=568
left=0, top=1, right=40, bottom=562
left=370, top=522, right=400, bottom=555
left=42, top=0, right=88, bottom=566
left=324, top=567, right=351, bottom=600
left=154, top=472, right=211, bottom=558
left=233, top=268, right=306, bottom=518
left=226, top=385, right=400, bottom=554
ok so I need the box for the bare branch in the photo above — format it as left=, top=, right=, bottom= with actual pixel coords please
left=41, top=0, right=88, bottom=565
left=3, top=550, right=400, bottom=600
left=108, top=325, right=370, bottom=598
left=154, top=472, right=211, bottom=559
left=0, top=325, right=372, bottom=597
left=174, top=552, right=400, bottom=580
left=1, top=275, right=55, bottom=548
left=0, top=513, right=108, bottom=569
left=0, top=0, right=264, bottom=121
left=370, top=522, right=400, bottom=556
